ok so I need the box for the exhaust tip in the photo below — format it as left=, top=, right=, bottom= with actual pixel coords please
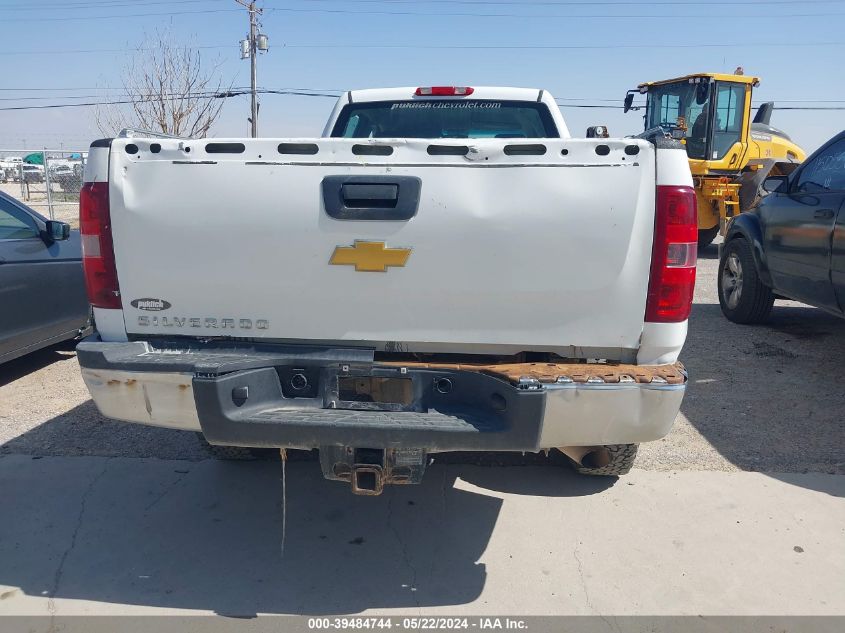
left=557, top=445, right=611, bottom=468
left=580, top=448, right=611, bottom=469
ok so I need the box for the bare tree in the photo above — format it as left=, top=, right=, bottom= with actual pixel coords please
left=96, top=30, right=231, bottom=138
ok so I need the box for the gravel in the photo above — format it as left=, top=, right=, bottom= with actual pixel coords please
left=1, top=239, right=843, bottom=474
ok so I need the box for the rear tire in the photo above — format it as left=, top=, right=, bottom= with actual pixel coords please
left=570, top=444, right=639, bottom=476
left=697, top=225, right=720, bottom=249
left=718, top=238, right=774, bottom=324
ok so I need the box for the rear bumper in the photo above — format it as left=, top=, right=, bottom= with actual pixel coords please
left=78, top=338, right=686, bottom=450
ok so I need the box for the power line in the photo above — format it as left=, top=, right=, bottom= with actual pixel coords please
left=1, top=41, right=843, bottom=56
left=0, top=85, right=339, bottom=93
left=265, top=6, right=845, bottom=18
left=0, top=89, right=341, bottom=112
left=3, top=4, right=844, bottom=20
left=0, top=96, right=242, bottom=112
left=0, top=0, right=229, bottom=11
left=0, top=90, right=252, bottom=102
left=2, top=90, right=843, bottom=112
left=3, top=8, right=241, bottom=21
left=302, top=0, right=844, bottom=4
left=0, top=86, right=253, bottom=94
left=2, top=0, right=842, bottom=6
left=2, top=0, right=840, bottom=11
left=1, top=90, right=842, bottom=106
left=0, top=87, right=123, bottom=91
left=0, top=46, right=232, bottom=56
left=280, top=41, right=845, bottom=50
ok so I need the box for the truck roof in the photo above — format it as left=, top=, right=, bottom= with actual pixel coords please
left=346, top=86, right=547, bottom=103
left=325, top=86, right=570, bottom=138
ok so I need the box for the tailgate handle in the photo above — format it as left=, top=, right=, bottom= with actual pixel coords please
left=342, top=183, right=398, bottom=206
left=323, top=175, right=421, bottom=221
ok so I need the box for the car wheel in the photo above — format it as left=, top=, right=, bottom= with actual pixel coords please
left=697, top=225, right=720, bottom=249
left=718, top=238, right=774, bottom=324
left=568, top=444, right=639, bottom=476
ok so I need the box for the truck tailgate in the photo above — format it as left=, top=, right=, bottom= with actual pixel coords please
left=108, top=138, right=656, bottom=358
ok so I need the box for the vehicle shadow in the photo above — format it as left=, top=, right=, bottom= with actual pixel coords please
left=1, top=400, right=616, bottom=502
left=0, top=449, right=612, bottom=615
left=0, top=346, right=76, bottom=387
left=0, top=400, right=209, bottom=460
left=678, top=301, right=845, bottom=495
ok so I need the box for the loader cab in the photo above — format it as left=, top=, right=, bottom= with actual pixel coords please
left=636, top=74, right=756, bottom=174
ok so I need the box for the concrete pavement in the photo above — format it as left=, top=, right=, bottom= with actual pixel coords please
left=0, top=454, right=842, bottom=616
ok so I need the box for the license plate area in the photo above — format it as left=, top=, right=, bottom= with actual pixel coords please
left=335, top=375, right=414, bottom=411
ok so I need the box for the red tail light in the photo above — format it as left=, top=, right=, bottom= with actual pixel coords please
left=415, top=86, right=474, bottom=96
left=79, top=181, right=121, bottom=309
left=645, top=185, right=698, bottom=323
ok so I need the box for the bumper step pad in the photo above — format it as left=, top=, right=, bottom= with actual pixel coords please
left=193, top=366, right=546, bottom=452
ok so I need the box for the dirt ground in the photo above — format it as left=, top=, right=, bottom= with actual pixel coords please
left=1, top=240, right=842, bottom=475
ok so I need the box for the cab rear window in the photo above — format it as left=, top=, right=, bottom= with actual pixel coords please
left=331, top=100, right=559, bottom=139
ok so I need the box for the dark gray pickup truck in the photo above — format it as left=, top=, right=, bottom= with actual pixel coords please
left=719, top=130, right=845, bottom=323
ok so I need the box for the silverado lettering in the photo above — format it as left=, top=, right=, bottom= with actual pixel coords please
left=136, top=316, right=269, bottom=329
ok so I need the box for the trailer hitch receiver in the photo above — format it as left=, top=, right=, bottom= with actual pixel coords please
left=320, top=446, right=427, bottom=496
left=351, top=464, right=384, bottom=496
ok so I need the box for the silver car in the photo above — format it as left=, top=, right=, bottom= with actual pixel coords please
left=0, top=191, right=90, bottom=364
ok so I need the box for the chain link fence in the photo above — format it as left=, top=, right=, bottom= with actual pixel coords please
left=0, top=149, right=87, bottom=228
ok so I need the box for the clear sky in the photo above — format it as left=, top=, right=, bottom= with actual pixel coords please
left=1, top=0, right=843, bottom=153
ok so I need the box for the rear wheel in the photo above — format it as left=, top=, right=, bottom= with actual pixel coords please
left=569, top=444, right=639, bottom=476
left=718, top=238, right=774, bottom=324
left=697, top=225, right=720, bottom=249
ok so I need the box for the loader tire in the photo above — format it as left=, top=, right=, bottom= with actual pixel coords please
left=697, top=225, right=720, bottom=250
left=718, top=237, right=774, bottom=324
left=571, top=444, right=639, bottom=477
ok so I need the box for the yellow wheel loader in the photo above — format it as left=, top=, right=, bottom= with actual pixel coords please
left=624, top=72, right=806, bottom=247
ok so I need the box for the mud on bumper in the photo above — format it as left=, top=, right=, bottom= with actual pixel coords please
left=77, top=338, right=687, bottom=453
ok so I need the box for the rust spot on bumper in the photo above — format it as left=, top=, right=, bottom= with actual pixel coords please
left=380, top=361, right=686, bottom=386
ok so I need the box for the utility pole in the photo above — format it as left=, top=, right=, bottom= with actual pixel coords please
left=236, top=0, right=268, bottom=137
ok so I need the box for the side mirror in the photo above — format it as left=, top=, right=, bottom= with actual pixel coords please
left=762, top=175, right=788, bottom=194
left=623, top=92, right=635, bottom=113
left=586, top=125, right=609, bottom=139
left=44, top=220, right=71, bottom=242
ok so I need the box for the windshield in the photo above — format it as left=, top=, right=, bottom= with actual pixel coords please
left=646, top=81, right=712, bottom=160
left=331, top=100, right=559, bottom=139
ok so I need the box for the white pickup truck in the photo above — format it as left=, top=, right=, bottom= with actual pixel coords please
left=77, top=86, right=696, bottom=494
